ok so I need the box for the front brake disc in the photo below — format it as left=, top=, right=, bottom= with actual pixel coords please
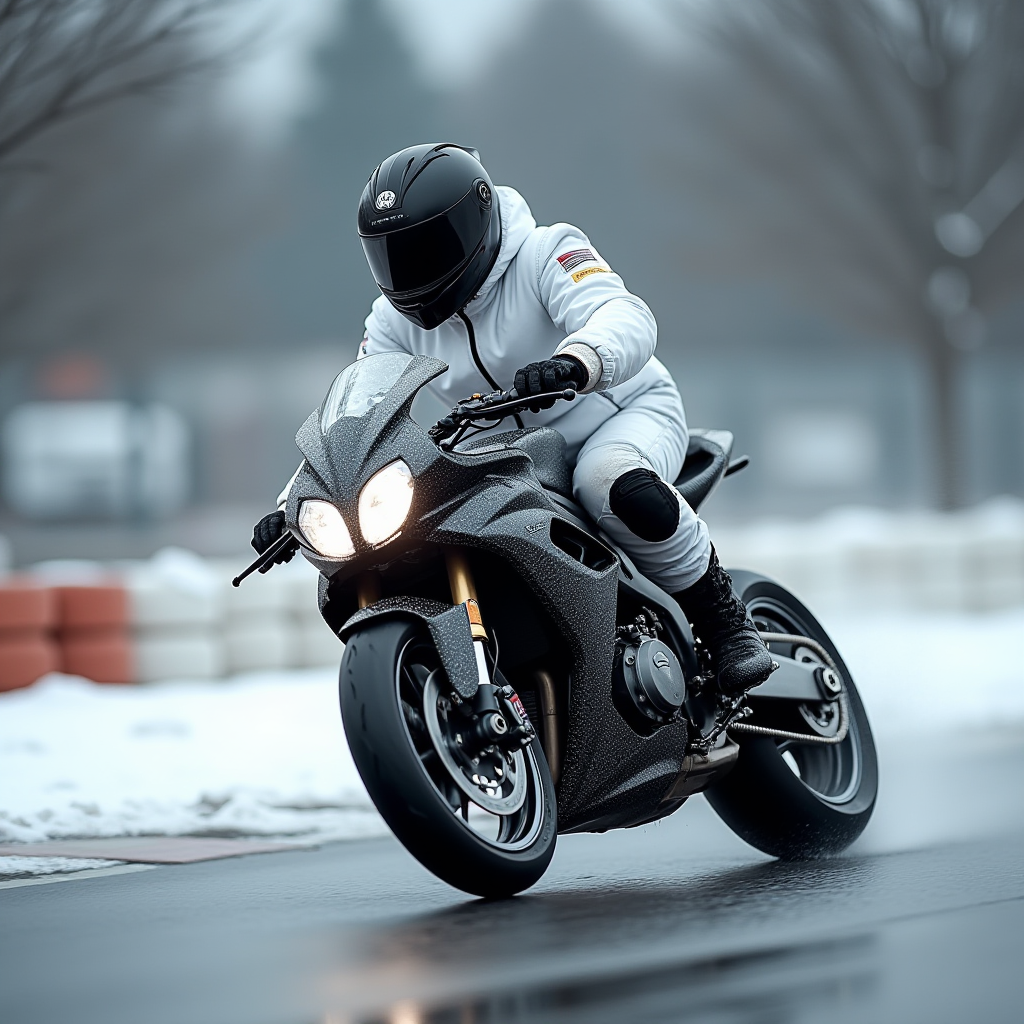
left=422, top=671, right=528, bottom=814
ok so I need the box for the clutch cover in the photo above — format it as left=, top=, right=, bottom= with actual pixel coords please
left=614, top=637, right=687, bottom=735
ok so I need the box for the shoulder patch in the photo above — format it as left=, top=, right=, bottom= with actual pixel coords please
left=556, top=247, right=609, bottom=283
left=570, top=265, right=608, bottom=283
left=557, top=248, right=598, bottom=273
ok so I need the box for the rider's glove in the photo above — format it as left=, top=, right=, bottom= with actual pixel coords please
left=251, top=511, right=296, bottom=564
left=513, top=356, right=588, bottom=412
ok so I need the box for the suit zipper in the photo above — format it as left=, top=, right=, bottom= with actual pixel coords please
left=457, top=309, right=523, bottom=430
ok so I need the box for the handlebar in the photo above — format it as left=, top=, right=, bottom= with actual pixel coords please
left=231, top=530, right=299, bottom=587
left=429, top=387, right=578, bottom=450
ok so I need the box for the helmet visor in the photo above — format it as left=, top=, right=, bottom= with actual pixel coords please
left=360, top=189, right=491, bottom=298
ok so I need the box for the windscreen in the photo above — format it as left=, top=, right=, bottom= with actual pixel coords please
left=319, top=352, right=415, bottom=433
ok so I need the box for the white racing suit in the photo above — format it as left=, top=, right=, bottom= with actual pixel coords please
left=294, top=186, right=712, bottom=592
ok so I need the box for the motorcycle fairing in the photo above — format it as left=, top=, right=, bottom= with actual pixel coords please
left=459, top=427, right=574, bottom=497
left=539, top=490, right=702, bottom=669
left=289, top=354, right=697, bottom=833
left=287, top=355, right=448, bottom=561
left=339, top=596, right=480, bottom=699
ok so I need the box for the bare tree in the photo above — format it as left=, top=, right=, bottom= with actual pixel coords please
left=667, top=0, right=1024, bottom=508
left=0, top=0, right=242, bottom=165
left=0, top=86, right=281, bottom=368
left=0, top=0, right=280, bottom=368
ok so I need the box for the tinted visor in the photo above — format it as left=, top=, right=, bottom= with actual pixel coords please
left=360, top=188, right=490, bottom=298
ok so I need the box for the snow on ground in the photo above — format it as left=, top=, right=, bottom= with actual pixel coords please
left=0, top=668, right=384, bottom=848
left=0, top=857, right=126, bottom=880
left=826, top=608, right=1024, bottom=735
left=1, top=610, right=1023, bottom=855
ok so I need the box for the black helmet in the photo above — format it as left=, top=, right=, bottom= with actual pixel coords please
left=357, top=143, right=501, bottom=330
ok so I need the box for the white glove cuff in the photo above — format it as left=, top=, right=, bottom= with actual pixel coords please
left=558, top=342, right=604, bottom=394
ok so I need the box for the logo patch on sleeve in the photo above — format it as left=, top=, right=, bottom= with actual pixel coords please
left=557, top=248, right=608, bottom=283
left=557, top=248, right=597, bottom=273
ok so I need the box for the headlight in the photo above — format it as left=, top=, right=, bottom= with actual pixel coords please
left=298, top=500, right=355, bottom=559
left=359, top=460, right=414, bottom=546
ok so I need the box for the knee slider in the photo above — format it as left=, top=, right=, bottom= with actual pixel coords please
left=608, top=468, right=680, bottom=543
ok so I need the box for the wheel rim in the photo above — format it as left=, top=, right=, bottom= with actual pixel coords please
left=422, top=671, right=529, bottom=815
left=395, top=636, right=547, bottom=852
left=748, top=598, right=863, bottom=806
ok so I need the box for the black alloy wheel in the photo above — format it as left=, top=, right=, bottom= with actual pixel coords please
left=339, top=617, right=556, bottom=897
left=704, top=571, right=878, bottom=859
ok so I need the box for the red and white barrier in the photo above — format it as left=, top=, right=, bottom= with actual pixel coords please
left=1, top=499, right=1022, bottom=689
left=54, top=585, right=134, bottom=684
left=0, top=549, right=339, bottom=689
left=0, top=585, right=58, bottom=692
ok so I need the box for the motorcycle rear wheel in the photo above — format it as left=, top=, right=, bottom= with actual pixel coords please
left=339, top=617, right=557, bottom=898
left=705, top=571, right=878, bottom=859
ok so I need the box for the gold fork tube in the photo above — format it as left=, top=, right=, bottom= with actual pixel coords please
left=444, top=547, right=478, bottom=605
left=444, top=548, right=488, bottom=641
left=533, top=669, right=561, bottom=786
left=356, top=571, right=381, bottom=609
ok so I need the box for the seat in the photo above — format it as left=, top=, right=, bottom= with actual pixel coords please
left=459, top=427, right=575, bottom=498
left=673, top=429, right=734, bottom=512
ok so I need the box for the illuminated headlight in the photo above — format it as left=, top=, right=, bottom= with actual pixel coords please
left=359, top=460, right=414, bottom=546
left=298, top=500, right=355, bottom=559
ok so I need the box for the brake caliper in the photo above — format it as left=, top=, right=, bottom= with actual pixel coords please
left=459, top=683, right=535, bottom=755
left=499, top=684, right=536, bottom=749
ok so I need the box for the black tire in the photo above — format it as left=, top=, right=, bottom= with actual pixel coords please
left=705, top=571, right=878, bottom=859
left=339, top=617, right=557, bottom=898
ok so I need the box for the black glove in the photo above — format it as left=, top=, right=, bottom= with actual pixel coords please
left=251, top=511, right=296, bottom=565
left=513, top=356, right=587, bottom=412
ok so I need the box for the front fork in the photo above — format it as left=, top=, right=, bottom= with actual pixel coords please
left=444, top=547, right=491, bottom=686
left=354, top=550, right=490, bottom=684
left=447, top=548, right=560, bottom=783
left=356, top=549, right=559, bottom=779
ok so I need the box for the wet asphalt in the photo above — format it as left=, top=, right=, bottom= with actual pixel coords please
left=2, top=728, right=1024, bottom=1024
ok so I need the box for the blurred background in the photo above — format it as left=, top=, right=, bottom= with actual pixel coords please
left=2, top=0, right=1024, bottom=883
left=0, top=0, right=1022, bottom=566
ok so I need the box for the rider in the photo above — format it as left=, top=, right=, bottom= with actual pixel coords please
left=252, top=143, right=772, bottom=696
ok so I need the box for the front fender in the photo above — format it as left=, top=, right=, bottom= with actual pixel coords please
left=339, top=597, right=479, bottom=699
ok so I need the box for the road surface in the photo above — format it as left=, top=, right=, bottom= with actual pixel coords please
left=3, top=728, right=1024, bottom=1024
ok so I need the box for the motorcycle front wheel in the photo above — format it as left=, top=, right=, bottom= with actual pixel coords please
left=339, top=617, right=557, bottom=898
left=705, top=571, right=878, bottom=859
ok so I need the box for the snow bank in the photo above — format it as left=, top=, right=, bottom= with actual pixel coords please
left=2, top=608, right=1022, bottom=848
left=830, top=608, right=1024, bottom=735
left=713, top=497, right=1024, bottom=612
left=0, top=668, right=383, bottom=845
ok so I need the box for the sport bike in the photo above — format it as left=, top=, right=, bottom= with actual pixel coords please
left=237, top=352, right=878, bottom=897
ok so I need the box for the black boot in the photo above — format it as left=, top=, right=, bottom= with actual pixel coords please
left=674, top=547, right=773, bottom=697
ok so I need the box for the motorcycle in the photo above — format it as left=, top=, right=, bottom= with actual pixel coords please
left=236, top=351, right=878, bottom=898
